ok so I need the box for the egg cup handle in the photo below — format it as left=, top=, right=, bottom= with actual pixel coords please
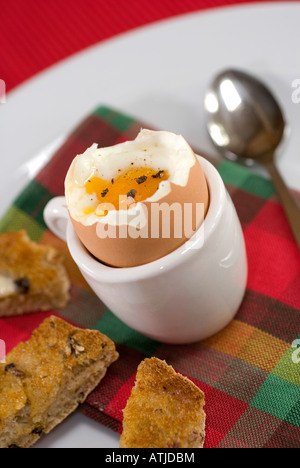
left=44, top=197, right=69, bottom=242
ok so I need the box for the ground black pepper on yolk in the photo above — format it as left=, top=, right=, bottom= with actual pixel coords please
left=85, top=167, right=169, bottom=215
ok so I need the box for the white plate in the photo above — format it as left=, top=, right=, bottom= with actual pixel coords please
left=1, top=2, right=300, bottom=448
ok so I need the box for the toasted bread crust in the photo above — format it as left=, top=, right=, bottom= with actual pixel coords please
left=120, top=357, right=206, bottom=448
left=0, top=316, right=119, bottom=448
left=0, top=231, right=70, bottom=317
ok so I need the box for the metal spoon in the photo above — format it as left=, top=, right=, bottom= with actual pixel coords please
left=205, top=68, right=300, bottom=250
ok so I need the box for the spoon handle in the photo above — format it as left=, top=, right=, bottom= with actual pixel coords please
left=264, top=160, right=300, bottom=250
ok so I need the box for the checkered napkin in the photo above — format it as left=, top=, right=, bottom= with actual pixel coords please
left=0, top=106, right=300, bottom=448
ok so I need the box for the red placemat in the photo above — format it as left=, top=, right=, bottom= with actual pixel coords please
left=0, top=0, right=296, bottom=93
left=0, top=106, right=299, bottom=448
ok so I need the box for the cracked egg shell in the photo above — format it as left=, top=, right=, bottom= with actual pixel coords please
left=65, top=130, right=209, bottom=268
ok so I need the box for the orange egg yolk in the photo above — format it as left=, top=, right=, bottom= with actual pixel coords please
left=85, top=167, right=169, bottom=215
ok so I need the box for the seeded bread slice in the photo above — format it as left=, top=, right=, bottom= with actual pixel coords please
left=0, top=316, right=119, bottom=448
left=0, top=231, right=70, bottom=317
left=120, top=357, right=206, bottom=448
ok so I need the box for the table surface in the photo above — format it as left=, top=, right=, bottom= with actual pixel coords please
left=0, top=0, right=294, bottom=92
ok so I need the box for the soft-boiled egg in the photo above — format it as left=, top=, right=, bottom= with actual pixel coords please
left=65, top=129, right=209, bottom=267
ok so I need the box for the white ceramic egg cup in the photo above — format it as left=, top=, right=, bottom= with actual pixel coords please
left=44, top=156, right=248, bottom=344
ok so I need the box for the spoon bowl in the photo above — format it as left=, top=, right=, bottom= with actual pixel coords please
left=205, top=69, right=285, bottom=161
left=205, top=68, right=300, bottom=249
